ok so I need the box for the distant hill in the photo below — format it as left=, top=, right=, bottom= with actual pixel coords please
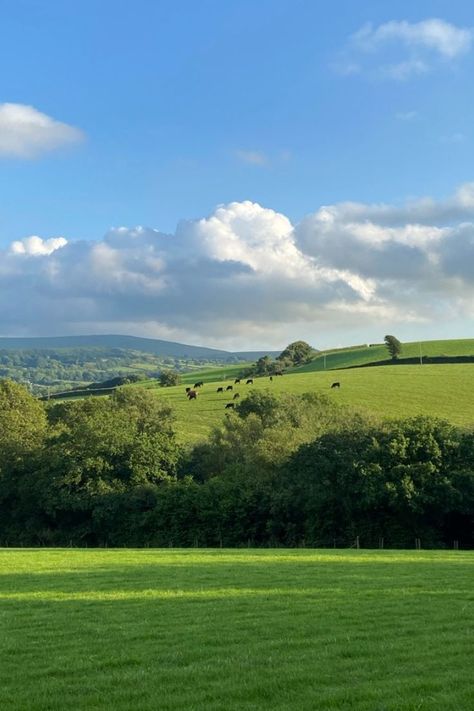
left=0, top=334, right=280, bottom=360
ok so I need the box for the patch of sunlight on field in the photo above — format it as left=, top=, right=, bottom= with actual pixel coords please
left=0, top=549, right=472, bottom=711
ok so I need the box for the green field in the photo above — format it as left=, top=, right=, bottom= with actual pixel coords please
left=296, top=338, right=474, bottom=372
left=139, top=363, right=474, bottom=443
left=0, top=549, right=472, bottom=711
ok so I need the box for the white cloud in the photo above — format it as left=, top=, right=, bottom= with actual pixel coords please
left=0, top=103, right=84, bottom=158
left=1, top=186, right=474, bottom=347
left=353, top=19, right=472, bottom=58
left=338, top=18, right=473, bottom=80
left=9, top=236, right=68, bottom=256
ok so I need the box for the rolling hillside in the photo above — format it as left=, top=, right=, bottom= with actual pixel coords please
left=295, top=339, right=474, bottom=372
left=136, top=362, right=474, bottom=443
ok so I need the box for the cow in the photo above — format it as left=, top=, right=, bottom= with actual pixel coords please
left=331, top=382, right=340, bottom=389
left=246, top=379, right=254, bottom=385
left=233, top=393, right=240, bottom=400
left=226, top=385, right=233, bottom=391
left=216, top=387, right=224, bottom=393
left=187, top=390, right=198, bottom=400
left=185, top=387, right=191, bottom=393
left=234, top=378, right=241, bottom=384
left=194, top=381, right=204, bottom=388
left=275, top=371, right=283, bottom=376
left=269, top=376, right=273, bottom=382
left=225, top=403, right=235, bottom=409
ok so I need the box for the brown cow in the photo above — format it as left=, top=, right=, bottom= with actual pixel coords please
left=187, top=390, right=198, bottom=400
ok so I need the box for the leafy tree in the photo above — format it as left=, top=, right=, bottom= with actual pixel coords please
left=159, top=369, right=181, bottom=387
left=384, top=335, right=402, bottom=360
left=276, top=341, right=314, bottom=366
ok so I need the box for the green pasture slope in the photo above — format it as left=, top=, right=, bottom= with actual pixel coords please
left=0, top=549, right=471, bottom=711
left=141, top=363, right=474, bottom=443
left=296, top=338, right=474, bottom=372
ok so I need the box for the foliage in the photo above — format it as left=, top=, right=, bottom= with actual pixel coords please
left=384, top=334, right=402, bottom=360
left=276, top=340, right=314, bottom=366
left=159, top=369, right=181, bottom=387
left=0, top=376, right=472, bottom=548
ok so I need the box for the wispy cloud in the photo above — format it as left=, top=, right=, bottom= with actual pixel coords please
left=0, top=103, right=84, bottom=158
left=395, top=110, right=419, bottom=121
left=353, top=19, right=473, bottom=58
left=335, top=18, right=473, bottom=81
left=235, top=149, right=268, bottom=166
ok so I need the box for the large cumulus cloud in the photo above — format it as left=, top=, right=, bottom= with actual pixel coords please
left=1, top=188, right=474, bottom=348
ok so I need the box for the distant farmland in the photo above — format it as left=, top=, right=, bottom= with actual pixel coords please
left=136, top=363, right=474, bottom=443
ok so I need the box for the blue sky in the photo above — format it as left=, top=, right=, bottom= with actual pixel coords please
left=1, top=1, right=474, bottom=348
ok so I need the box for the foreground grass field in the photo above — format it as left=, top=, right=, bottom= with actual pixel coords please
left=139, top=363, right=474, bottom=442
left=0, top=549, right=472, bottom=711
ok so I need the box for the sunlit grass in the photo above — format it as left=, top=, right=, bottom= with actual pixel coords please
left=141, top=364, right=474, bottom=442
left=0, top=549, right=472, bottom=710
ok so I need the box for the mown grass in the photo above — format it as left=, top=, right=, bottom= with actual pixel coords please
left=143, top=364, right=474, bottom=443
left=0, top=549, right=472, bottom=711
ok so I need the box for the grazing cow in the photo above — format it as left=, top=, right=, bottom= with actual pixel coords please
left=216, top=387, right=224, bottom=393
left=234, top=378, right=241, bottom=384
left=246, top=379, right=253, bottom=385
left=275, top=371, right=283, bottom=376
left=233, top=393, right=240, bottom=400
left=187, top=390, right=198, bottom=400
left=331, top=382, right=340, bottom=389
left=185, top=387, right=191, bottom=393
left=269, top=376, right=273, bottom=381
left=194, top=381, right=204, bottom=388
left=226, top=385, right=233, bottom=391
left=225, top=403, right=235, bottom=409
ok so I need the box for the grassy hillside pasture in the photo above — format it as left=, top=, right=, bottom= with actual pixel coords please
left=144, top=364, right=474, bottom=443
left=296, top=338, right=474, bottom=372
left=0, top=549, right=472, bottom=711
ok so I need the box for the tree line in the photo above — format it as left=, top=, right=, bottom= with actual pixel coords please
left=0, top=379, right=472, bottom=548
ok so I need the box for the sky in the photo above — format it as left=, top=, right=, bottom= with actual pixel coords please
left=1, top=0, right=474, bottom=350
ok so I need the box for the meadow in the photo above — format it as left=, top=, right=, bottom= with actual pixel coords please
left=138, top=363, right=474, bottom=443
left=296, top=339, right=474, bottom=372
left=0, top=549, right=472, bottom=711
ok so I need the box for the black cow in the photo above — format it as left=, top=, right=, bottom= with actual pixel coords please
left=331, top=382, right=341, bottom=389
left=194, top=381, right=204, bottom=388
left=187, top=390, right=198, bottom=400
left=217, top=387, right=224, bottom=393
left=269, top=376, right=273, bottom=381
left=225, top=403, right=235, bottom=409
left=233, top=393, right=240, bottom=400
left=246, top=379, right=253, bottom=385
left=226, top=385, right=233, bottom=391
left=275, top=371, right=283, bottom=376
left=185, top=387, right=191, bottom=393
left=234, top=378, right=241, bottom=384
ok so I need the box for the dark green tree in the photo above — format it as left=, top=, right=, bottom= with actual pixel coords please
left=159, top=369, right=181, bottom=387
left=276, top=341, right=314, bottom=366
left=384, top=335, right=402, bottom=360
